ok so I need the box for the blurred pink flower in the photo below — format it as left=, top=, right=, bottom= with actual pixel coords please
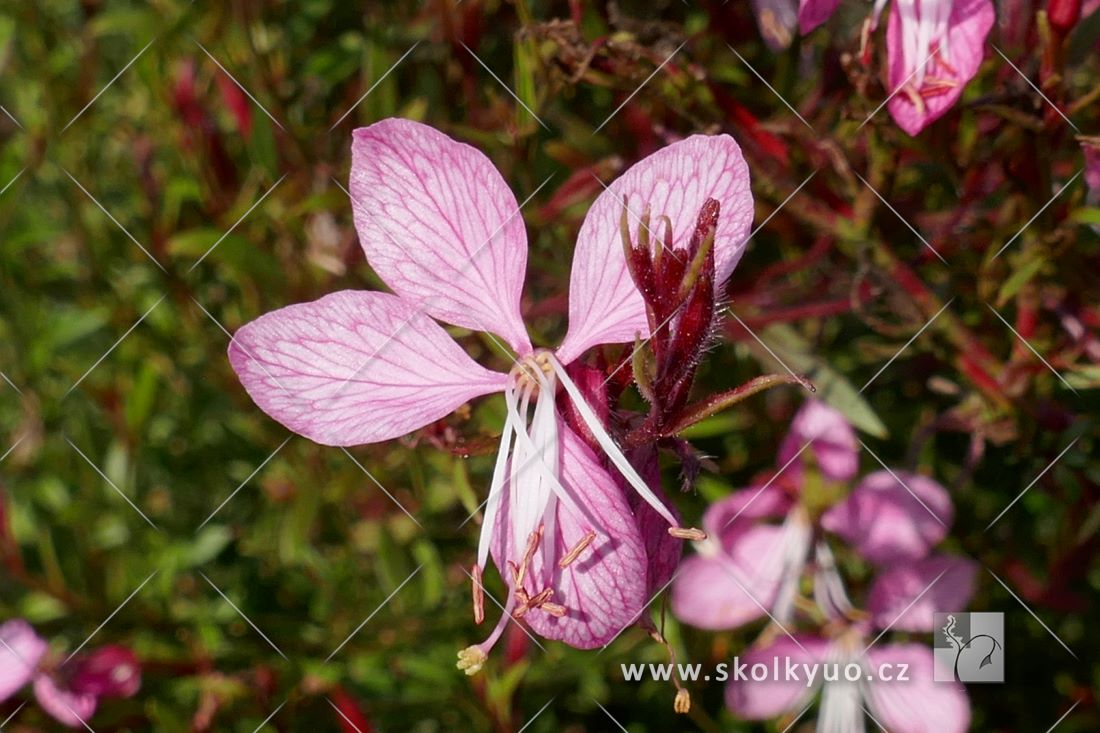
left=227, top=119, right=754, bottom=663
left=726, top=632, right=971, bottom=733
left=777, top=398, right=859, bottom=484
left=867, top=554, right=978, bottom=631
left=672, top=400, right=856, bottom=629
left=796, top=0, right=994, bottom=135
left=672, top=400, right=959, bottom=630
left=0, top=620, right=141, bottom=729
left=798, top=0, right=842, bottom=33
left=750, top=0, right=799, bottom=49
left=883, top=0, right=995, bottom=135
left=726, top=554, right=974, bottom=732
left=821, top=469, right=954, bottom=564
left=671, top=484, right=813, bottom=629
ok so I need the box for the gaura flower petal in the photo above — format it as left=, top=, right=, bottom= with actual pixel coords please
left=798, top=0, right=842, bottom=33
left=777, top=399, right=859, bottom=484
left=704, top=484, right=792, bottom=542
left=886, top=0, right=995, bottom=136
left=864, top=644, right=970, bottom=733
left=33, top=675, right=98, bottom=729
left=820, top=469, right=952, bottom=564
left=671, top=486, right=797, bottom=630
left=490, top=423, right=648, bottom=649
left=725, top=635, right=831, bottom=719
left=867, top=554, right=977, bottom=632
left=557, top=135, right=754, bottom=363
left=670, top=544, right=779, bottom=630
left=229, top=290, right=507, bottom=446
left=0, top=619, right=47, bottom=702
left=350, top=118, right=532, bottom=354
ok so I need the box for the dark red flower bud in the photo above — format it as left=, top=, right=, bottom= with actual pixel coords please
left=1048, top=0, right=1081, bottom=34
left=68, top=645, right=141, bottom=699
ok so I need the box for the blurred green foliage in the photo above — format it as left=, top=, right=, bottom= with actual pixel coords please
left=1, top=0, right=1098, bottom=731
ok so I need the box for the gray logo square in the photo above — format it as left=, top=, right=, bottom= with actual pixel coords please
left=933, top=612, right=1004, bottom=683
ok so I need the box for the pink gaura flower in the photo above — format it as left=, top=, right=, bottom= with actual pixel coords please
left=0, top=620, right=141, bottom=729
left=820, top=468, right=954, bottom=565
left=672, top=400, right=955, bottom=629
left=227, top=119, right=754, bottom=666
left=727, top=633, right=971, bottom=733
left=882, top=0, right=995, bottom=135
left=798, top=0, right=994, bottom=135
left=672, top=399, right=857, bottom=629
left=726, top=556, right=976, bottom=733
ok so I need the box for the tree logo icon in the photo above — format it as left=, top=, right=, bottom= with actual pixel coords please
left=933, top=612, right=1005, bottom=683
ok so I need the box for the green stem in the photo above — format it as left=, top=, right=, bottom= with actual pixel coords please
left=662, top=373, right=809, bottom=436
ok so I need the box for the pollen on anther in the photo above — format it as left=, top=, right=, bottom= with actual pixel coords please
left=541, top=602, right=567, bottom=617
left=559, top=530, right=598, bottom=568
left=668, top=526, right=707, bottom=541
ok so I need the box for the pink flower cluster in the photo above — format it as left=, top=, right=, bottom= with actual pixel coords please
left=0, top=619, right=140, bottom=728
left=672, top=400, right=976, bottom=732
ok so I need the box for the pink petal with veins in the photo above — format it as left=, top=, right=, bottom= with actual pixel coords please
left=864, top=644, right=970, bottom=733
left=350, top=118, right=532, bottom=354
left=557, top=135, right=753, bottom=363
left=886, top=0, right=995, bottom=136
left=490, top=424, right=648, bottom=649
left=868, top=554, right=977, bottom=632
left=821, top=470, right=953, bottom=564
left=0, top=620, right=47, bottom=702
left=229, top=290, right=506, bottom=446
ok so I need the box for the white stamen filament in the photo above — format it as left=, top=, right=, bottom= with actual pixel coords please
left=771, top=505, right=813, bottom=623
left=547, top=355, right=680, bottom=528
left=478, top=407, right=516, bottom=568
left=818, top=668, right=865, bottom=733
left=818, top=636, right=868, bottom=733
left=508, top=382, right=549, bottom=562
left=813, top=540, right=855, bottom=621
left=503, top=374, right=602, bottom=532
left=894, top=0, right=954, bottom=88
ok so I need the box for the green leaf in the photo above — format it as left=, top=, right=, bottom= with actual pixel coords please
left=996, top=257, right=1045, bottom=305
left=751, top=324, right=889, bottom=438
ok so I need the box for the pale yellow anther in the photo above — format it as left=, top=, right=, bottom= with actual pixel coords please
left=668, top=526, right=707, bottom=541
left=674, top=688, right=691, bottom=714
left=511, top=350, right=556, bottom=394
left=559, top=530, right=598, bottom=568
